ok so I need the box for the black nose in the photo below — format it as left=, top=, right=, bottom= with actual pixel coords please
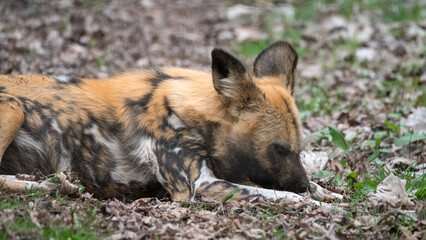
left=295, top=180, right=309, bottom=193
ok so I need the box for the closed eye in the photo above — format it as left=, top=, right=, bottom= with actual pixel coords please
left=274, top=144, right=290, bottom=156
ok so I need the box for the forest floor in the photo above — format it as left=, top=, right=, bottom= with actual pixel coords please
left=0, top=0, right=425, bottom=239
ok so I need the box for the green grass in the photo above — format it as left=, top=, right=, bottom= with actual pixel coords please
left=297, top=81, right=344, bottom=116
left=310, top=123, right=425, bottom=238
left=96, top=57, right=108, bottom=68
left=294, top=1, right=319, bottom=21
left=222, top=187, right=239, bottom=203
left=0, top=190, right=107, bottom=239
left=310, top=124, right=426, bottom=202
left=374, top=61, right=425, bottom=112
left=232, top=0, right=426, bottom=117
left=0, top=195, right=24, bottom=211
left=292, top=0, right=424, bottom=22
left=1, top=214, right=102, bottom=240
left=232, top=27, right=309, bottom=59
left=273, top=226, right=288, bottom=239
left=361, top=0, right=423, bottom=22
left=295, top=54, right=424, bottom=117
left=234, top=40, right=273, bottom=57
left=180, top=201, right=219, bottom=212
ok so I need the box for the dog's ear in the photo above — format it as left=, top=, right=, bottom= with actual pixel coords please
left=253, top=41, right=298, bottom=94
left=212, top=49, right=259, bottom=108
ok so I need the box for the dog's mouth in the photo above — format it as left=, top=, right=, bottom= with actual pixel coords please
left=268, top=181, right=310, bottom=194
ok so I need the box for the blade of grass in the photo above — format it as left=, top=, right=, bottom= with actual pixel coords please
left=328, top=126, right=351, bottom=151
left=222, top=187, right=239, bottom=203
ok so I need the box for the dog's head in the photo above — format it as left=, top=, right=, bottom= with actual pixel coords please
left=210, top=41, right=309, bottom=193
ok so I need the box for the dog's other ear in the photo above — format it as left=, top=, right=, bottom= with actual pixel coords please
left=212, top=49, right=258, bottom=108
left=253, top=41, right=298, bottom=94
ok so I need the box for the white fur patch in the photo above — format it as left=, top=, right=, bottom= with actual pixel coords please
left=190, top=129, right=204, bottom=142
left=113, top=134, right=158, bottom=185
left=85, top=163, right=100, bottom=187
left=84, top=124, right=157, bottom=185
left=219, top=77, right=239, bottom=99
left=50, top=120, right=71, bottom=171
left=182, top=129, right=204, bottom=142
left=52, top=75, right=75, bottom=83
left=130, top=136, right=157, bottom=166
left=50, top=120, right=62, bottom=133
left=84, top=124, right=122, bottom=159
left=237, top=184, right=304, bottom=202
left=168, top=114, right=186, bottom=130
left=191, top=160, right=217, bottom=201
left=172, top=147, right=182, bottom=154
left=179, top=170, right=189, bottom=183
left=15, top=129, right=43, bottom=156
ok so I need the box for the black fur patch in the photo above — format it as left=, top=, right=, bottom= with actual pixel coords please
left=125, top=93, right=152, bottom=114
left=213, top=139, right=275, bottom=190
left=0, top=96, right=20, bottom=105
left=125, top=70, right=183, bottom=114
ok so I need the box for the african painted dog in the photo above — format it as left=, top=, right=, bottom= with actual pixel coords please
left=0, top=42, right=312, bottom=203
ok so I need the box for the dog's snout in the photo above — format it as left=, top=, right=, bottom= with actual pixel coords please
left=296, top=179, right=309, bottom=193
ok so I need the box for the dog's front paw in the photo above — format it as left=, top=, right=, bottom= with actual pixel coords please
left=309, top=181, right=343, bottom=201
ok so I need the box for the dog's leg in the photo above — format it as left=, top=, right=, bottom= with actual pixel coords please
left=0, top=175, right=56, bottom=192
left=190, top=163, right=346, bottom=207
left=310, top=181, right=343, bottom=201
left=0, top=94, right=37, bottom=192
left=0, top=94, right=25, bottom=163
left=191, top=160, right=310, bottom=203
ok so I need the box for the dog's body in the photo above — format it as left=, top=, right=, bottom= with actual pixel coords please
left=0, top=42, right=314, bottom=202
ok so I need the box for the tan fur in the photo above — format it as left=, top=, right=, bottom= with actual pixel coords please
left=0, top=95, right=24, bottom=161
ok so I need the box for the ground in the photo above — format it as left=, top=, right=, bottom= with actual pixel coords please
left=0, top=0, right=425, bottom=239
